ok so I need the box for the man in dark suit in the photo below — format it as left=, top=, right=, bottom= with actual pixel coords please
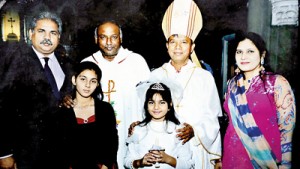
left=0, top=11, right=73, bottom=169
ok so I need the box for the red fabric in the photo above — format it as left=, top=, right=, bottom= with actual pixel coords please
left=76, top=115, right=95, bottom=124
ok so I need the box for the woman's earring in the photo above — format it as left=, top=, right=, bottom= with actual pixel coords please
left=235, top=67, right=240, bottom=75
left=260, top=58, right=264, bottom=65
left=234, top=63, right=240, bottom=75
left=260, top=58, right=265, bottom=74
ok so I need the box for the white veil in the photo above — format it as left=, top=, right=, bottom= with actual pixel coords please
left=136, top=77, right=183, bottom=119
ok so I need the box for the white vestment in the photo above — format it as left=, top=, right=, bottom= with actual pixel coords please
left=150, top=60, right=222, bottom=169
left=82, top=46, right=150, bottom=169
left=124, top=121, right=194, bottom=169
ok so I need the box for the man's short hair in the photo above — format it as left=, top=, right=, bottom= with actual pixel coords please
left=29, top=11, right=62, bottom=34
left=94, top=20, right=123, bottom=39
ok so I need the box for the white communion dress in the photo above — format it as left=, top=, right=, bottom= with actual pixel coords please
left=124, top=120, right=194, bottom=169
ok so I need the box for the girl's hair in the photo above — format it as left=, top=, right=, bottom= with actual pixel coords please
left=140, top=83, right=180, bottom=126
left=72, top=61, right=104, bottom=100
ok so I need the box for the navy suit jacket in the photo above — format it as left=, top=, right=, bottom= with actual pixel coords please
left=0, top=43, right=73, bottom=169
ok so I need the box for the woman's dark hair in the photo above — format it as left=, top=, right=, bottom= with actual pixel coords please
left=234, top=32, right=268, bottom=57
left=72, top=61, right=104, bottom=100
left=232, top=31, right=276, bottom=99
left=232, top=31, right=272, bottom=72
left=140, top=83, right=180, bottom=126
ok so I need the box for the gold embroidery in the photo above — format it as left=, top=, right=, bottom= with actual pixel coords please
left=103, top=80, right=116, bottom=103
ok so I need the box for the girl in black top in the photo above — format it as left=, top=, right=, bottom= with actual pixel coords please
left=58, top=61, right=118, bottom=169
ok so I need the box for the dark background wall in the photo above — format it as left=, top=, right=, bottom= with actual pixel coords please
left=1, top=0, right=299, bottom=168
left=0, top=0, right=254, bottom=99
left=1, top=0, right=249, bottom=72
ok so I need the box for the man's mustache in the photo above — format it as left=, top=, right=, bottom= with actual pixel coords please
left=40, top=39, right=53, bottom=45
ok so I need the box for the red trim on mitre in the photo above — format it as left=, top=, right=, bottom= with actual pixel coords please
left=187, top=2, right=197, bottom=40
left=166, top=3, right=174, bottom=39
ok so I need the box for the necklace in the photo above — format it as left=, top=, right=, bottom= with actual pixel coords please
left=74, top=98, right=95, bottom=123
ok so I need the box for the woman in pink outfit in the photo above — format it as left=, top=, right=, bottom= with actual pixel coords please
left=222, top=32, right=296, bottom=169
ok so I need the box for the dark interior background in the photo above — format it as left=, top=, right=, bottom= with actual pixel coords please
left=1, top=0, right=299, bottom=168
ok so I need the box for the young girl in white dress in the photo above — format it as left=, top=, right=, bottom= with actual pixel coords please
left=124, top=82, right=193, bottom=169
